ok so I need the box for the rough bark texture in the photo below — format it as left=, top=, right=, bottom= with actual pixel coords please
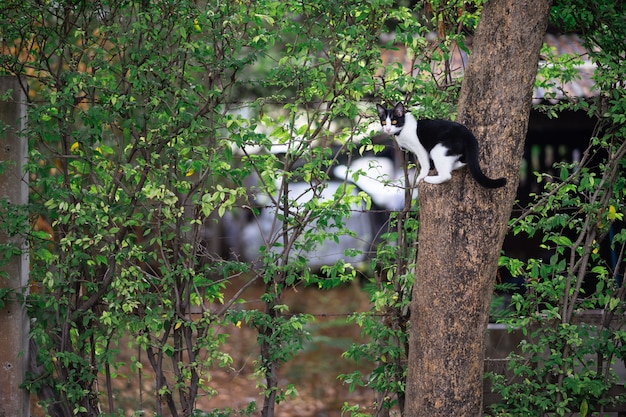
left=405, top=1, right=552, bottom=416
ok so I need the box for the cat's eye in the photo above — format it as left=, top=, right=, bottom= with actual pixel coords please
left=391, top=120, right=397, bottom=125
left=381, top=121, right=386, bottom=125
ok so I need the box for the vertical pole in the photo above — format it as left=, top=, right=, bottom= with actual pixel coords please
left=0, top=76, right=29, bottom=417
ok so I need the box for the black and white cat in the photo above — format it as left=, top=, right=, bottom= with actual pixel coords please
left=376, top=102, right=506, bottom=189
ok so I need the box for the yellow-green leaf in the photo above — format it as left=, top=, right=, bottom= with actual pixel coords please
left=580, top=398, right=588, bottom=417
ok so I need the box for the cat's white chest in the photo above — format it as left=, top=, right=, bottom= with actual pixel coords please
left=395, top=130, right=422, bottom=154
left=395, top=115, right=427, bottom=158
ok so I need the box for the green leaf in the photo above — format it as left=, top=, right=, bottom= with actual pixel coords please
left=580, top=398, right=588, bottom=417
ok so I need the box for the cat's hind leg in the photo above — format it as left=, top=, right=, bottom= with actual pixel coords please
left=423, top=145, right=456, bottom=184
left=452, top=160, right=466, bottom=170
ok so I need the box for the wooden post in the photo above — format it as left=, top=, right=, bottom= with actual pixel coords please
left=0, top=76, right=30, bottom=417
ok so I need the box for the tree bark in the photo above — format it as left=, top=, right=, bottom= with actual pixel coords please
left=405, top=1, right=552, bottom=416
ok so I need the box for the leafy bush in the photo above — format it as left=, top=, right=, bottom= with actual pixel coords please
left=0, top=0, right=390, bottom=415
left=486, top=2, right=626, bottom=415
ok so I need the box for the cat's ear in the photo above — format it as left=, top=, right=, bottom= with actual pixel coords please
left=376, top=104, right=386, bottom=119
left=393, top=102, right=405, bottom=117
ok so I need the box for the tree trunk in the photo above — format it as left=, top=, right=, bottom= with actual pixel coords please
left=405, top=1, right=552, bottom=416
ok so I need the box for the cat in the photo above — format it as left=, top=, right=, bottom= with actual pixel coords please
left=376, top=102, right=506, bottom=189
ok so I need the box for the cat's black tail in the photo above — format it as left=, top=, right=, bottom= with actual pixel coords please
left=465, top=138, right=507, bottom=189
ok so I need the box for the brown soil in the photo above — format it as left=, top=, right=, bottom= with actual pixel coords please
left=33, top=279, right=378, bottom=417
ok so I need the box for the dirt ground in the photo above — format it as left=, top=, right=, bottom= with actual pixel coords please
left=33, top=278, right=379, bottom=417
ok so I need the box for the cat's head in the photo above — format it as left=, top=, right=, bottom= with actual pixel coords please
left=376, top=102, right=406, bottom=135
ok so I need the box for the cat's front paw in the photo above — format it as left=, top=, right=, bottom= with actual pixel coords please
left=424, top=175, right=452, bottom=185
